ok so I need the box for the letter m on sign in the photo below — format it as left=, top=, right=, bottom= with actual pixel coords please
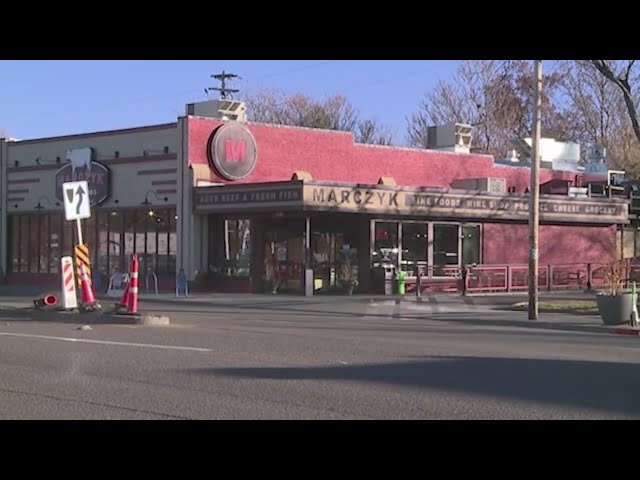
left=226, top=139, right=246, bottom=163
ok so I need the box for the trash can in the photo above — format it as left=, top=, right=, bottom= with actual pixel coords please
left=373, top=264, right=396, bottom=295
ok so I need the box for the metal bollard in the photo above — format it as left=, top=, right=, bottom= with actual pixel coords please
left=416, top=274, right=422, bottom=303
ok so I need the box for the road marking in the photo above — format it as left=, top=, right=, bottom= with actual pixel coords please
left=0, top=332, right=212, bottom=352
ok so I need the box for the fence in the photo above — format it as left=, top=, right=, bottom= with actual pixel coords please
left=462, top=262, right=640, bottom=295
left=400, top=262, right=640, bottom=295
left=145, top=271, right=159, bottom=295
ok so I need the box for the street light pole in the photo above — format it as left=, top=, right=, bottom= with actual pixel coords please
left=528, top=60, right=542, bottom=321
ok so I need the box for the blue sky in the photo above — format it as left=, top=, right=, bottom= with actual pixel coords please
left=0, top=60, right=460, bottom=144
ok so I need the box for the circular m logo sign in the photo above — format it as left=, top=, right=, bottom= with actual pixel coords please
left=208, top=123, right=258, bottom=181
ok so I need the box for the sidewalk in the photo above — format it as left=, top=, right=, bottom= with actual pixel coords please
left=0, top=286, right=638, bottom=337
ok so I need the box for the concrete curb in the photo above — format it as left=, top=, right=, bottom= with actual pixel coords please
left=613, top=327, right=640, bottom=336
left=0, top=305, right=171, bottom=326
left=99, top=313, right=171, bottom=326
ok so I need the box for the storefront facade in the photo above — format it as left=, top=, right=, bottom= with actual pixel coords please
left=0, top=123, right=179, bottom=291
left=0, top=106, right=631, bottom=294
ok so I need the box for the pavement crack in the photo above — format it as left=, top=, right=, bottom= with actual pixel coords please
left=0, top=386, right=192, bottom=420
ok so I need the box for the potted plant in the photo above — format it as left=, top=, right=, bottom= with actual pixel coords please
left=340, top=276, right=359, bottom=295
left=596, top=257, right=635, bottom=325
left=263, top=252, right=281, bottom=294
left=338, top=254, right=359, bottom=295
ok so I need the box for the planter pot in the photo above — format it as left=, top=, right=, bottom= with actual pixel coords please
left=596, top=293, right=635, bottom=326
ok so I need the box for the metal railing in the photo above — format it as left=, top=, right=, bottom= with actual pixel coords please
left=145, top=271, right=159, bottom=296
left=403, top=262, right=640, bottom=295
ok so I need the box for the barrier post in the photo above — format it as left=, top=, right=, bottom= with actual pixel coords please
left=176, top=269, right=188, bottom=297
left=127, top=254, right=139, bottom=314
left=60, top=256, right=78, bottom=310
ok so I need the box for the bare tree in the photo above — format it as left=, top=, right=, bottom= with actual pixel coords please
left=245, top=89, right=394, bottom=145
left=589, top=60, right=640, bottom=145
left=356, top=119, right=395, bottom=146
left=557, top=61, right=640, bottom=176
left=406, top=60, right=571, bottom=158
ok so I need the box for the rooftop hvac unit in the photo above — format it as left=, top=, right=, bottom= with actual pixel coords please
left=512, top=138, right=532, bottom=161
left=451, top=177, right=506, bottom=193
left=217, top=100, right=247, bottom=123
left=586, top=145, right=607, bottom=161
left=568, top=187, right=588, bottom=198
left=503, top=149, right=519, bottom=163
left=186, top=100, right=247, bottom=123
left=426, top=123, right=473, bottom=153
left=631, top=192, right=640, bottom=214
left=588, top=183, right=607, bottom=197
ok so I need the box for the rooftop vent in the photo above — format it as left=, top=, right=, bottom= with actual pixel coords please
left=186, top=99, right=247, bottom=123
left=426, top=123, right=472, bottom=154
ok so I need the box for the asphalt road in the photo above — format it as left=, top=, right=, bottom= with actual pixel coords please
left=0, top=297, right=639, bottom=419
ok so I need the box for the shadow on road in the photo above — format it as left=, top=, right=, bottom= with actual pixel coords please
left=196, top=356, right=640, bottom=417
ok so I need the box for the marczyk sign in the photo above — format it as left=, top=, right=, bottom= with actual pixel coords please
left=193, top=181, right=629, bottom=224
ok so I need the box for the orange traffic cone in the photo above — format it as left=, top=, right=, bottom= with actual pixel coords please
left=80, top=264, right=101, bottom=311
left=117, top=280, right=130, bottom=311
left=127, top=254, right=139, bottom=314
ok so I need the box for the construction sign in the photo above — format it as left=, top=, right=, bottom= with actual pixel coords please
left=74, top=243, right=91, bottom=287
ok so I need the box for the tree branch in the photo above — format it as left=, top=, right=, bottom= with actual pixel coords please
left=591, top=60, right=640, bottom=145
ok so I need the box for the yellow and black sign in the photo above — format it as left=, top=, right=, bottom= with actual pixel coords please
left=74, top=243, right=91, bottom=286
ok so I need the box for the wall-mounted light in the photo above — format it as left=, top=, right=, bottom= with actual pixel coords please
left=34, top=195, right=60, bottom=210
left=141, top=190, right=169, bottom=206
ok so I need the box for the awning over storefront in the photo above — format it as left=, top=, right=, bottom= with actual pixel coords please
left=193, top=180, right=630, bottom=225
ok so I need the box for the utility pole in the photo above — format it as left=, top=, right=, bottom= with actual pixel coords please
left=528, top=60, right=542, bottom=321
left=206, top=70, right=241, bottom=99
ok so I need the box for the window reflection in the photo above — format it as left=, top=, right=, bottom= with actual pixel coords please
left=7, top=209, right=177, bottom=277
left=401, top=222, right=427, bottom=274
left=372, top=221, right=399, bottom=268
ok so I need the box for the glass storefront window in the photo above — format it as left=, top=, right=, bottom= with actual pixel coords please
left=10, top=216, right=19, bottom=273
left=225, top=219, right=251, bottom=277
left=155, top=210, right=169, bottom=273
left=29, top=216, right=39, bottom=272
left=372, top=221, right=399, bottom=268
left=462, top=225, right=481, bottom=265
left=7, top=209, right=178, bottom=278
left=168, top=211, right=177, bottom=274
left=49, top=214, right=62, bottom=274
left=18, top=216, right=28, bottom=272
left=400, top=222, right=427, bottom=274
left=109, top=212, right=123, bottom=274
left=97, top=212, right=110, bottom=276
left=433, top=224, right=459, bottom=267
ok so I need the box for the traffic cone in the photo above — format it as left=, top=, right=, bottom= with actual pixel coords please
left=127, top=254, right=139, bottom=314
left=117, top=280, right=130, bottom=311
left=80, top=263, right=101, bottom=311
